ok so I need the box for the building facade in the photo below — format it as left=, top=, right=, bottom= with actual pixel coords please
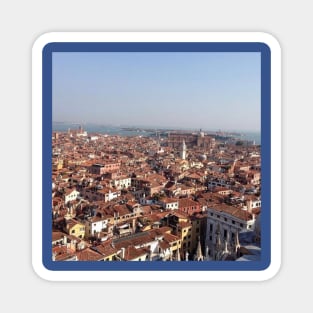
left=205, top=204, right=255, bottom=259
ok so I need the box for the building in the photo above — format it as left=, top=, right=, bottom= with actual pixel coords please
left=178, top=198, right=201, bottom=215
left=110, top=227, right=181, bottom=261
left=63, top=218, right=86, bottom=239
left=89, top=162, right=121, bottom=175
left=64, top=187, right=80, bottom=204
left=180, top=140, right=187, bottom=160
left=159, top=197, right=179, bottom=210
left=205, top=204, right=256, bottom=259
left=190, top=213, right=208, bottom=257
left=168, top=131, right=215, bottom=150
left=80, top=186, right=121, bottom=202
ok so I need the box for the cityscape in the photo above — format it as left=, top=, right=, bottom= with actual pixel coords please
left=51, top=51, right=261, bottom=262
left=52, top=125, right=261, bottom=262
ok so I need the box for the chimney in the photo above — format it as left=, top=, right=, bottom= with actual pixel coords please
left=132, top=218, right=136, bottom=233
left=247, top=199, right=253, bottom=213
left=120, top=247, right=125, bottom=259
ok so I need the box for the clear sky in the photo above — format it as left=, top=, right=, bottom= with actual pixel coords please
left=52, top=51, right=261, bottom=132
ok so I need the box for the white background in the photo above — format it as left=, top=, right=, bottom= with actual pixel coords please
left=0, top=0, right=307, bottom=311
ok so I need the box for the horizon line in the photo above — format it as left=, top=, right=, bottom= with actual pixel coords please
left=52, top=121, right=260, bottom=134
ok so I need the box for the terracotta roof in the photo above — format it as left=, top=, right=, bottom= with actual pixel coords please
left=91, top=241, right=118, bottom=257
left=178, top=198, right=199, bottom=208
left=75, top=248, right=104, bottom=261
left=209, top=204, right=253, bottom=221
left=159, top=241, right=171, bottom=250
left=124, top=246, right=148, bottom=261
left=52, top=245, right=76, bottom=261
left=52, top=231, right=66, bottom=242
left=66, top=218, right=83, bottom=229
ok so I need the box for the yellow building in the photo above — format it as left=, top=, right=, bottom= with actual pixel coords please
left=177, top=221, right=192, bottom=254
left=166, top=212, right=192, bottom=255
left=52, top=159, right=63, bottom=171
left=64, top=218, right=86, bottom=239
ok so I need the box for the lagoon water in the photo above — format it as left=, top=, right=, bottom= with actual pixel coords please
left=53, top=122, right=261, bottom=144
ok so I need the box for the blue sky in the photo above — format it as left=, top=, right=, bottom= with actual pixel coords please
left=52, top=52, right=261, bottom=132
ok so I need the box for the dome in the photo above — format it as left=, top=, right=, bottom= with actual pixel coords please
left=198, top=154, right=207, bottom=161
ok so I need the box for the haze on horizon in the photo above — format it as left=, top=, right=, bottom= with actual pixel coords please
left=52, top=52, right=261, bottom=133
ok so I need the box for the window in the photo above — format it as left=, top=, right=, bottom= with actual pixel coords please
left=224, top=217, right=227, bottom=222
left=224, top=229, right=227, bottom=239
left=217, top=214, right=220, bottom=218
left=240, top=223, right=243, bottom=227
left=232, top=221, right=235, bottom=225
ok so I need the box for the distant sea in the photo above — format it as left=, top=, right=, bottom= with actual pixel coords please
left=236, top=131, right=261, bottom=145
left=52, top=122, right=154, bottom=137
left=53, top=122, right=261, bottom=145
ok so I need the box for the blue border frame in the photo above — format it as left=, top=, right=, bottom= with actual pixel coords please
left=43, top=42, right=271, bottom=271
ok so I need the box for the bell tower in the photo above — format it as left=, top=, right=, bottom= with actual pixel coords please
left=180, top=140, right=187, bottom=160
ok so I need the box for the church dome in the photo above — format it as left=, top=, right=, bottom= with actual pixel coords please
left=198, top=154, right=207, bottom=161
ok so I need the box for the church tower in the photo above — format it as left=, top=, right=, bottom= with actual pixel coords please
left=180, top=140, right=187, bottom=160
left=229, top=158, right=237, bottom=176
